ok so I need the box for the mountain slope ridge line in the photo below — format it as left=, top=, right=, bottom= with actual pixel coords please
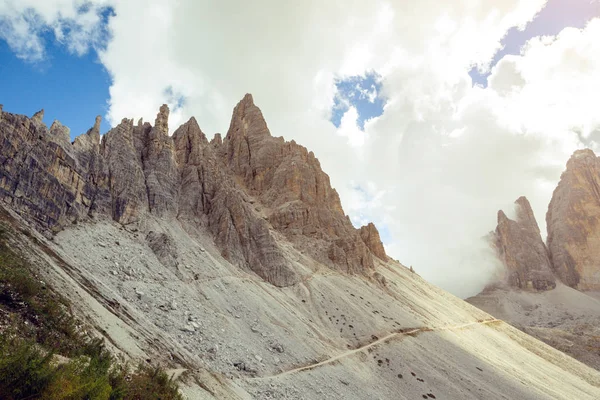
left=253, top=318, right=501, bottom=379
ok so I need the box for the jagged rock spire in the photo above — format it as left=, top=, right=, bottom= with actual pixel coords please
left=493, top=196, right=555, bottom=291
left=154, top=104, right=169, bottom=135
left=211, top=133, right=222, bottom=146
left=103, top=117, right=148, bottom=224
left=360, top=223, right=387, bottom=261
left=93, top=115, right=101, bottom=133
left=172, top=117, right=208, bottom=165
left=226, top=93, right=270, bottom=140
left=49, top=120, right=71, bottom=147
left=32, top=109, right=44, bottom=124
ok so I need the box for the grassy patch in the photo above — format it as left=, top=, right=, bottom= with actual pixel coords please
left=0, top=223, right=182, bottom=399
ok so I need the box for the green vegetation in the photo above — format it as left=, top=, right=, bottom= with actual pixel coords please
left=0, top=224, right=182, bottom=399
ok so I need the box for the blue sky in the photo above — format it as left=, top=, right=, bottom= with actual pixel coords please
left=331, top=72, right=385, bottom=130
left=470, top=0, right=600, bottom=85
left=0, top=0, right=597, bottom=140
left=332, top=0, right=600, bottom=128
left=0, top=27, right=112, bottom=136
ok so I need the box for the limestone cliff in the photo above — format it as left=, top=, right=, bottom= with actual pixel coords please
left=492, top=196, right=556, bottom=291
left=221, top=94, right=379, bottom=273
left=0, top=95, right=386, bottom=286
left=547, top=149, right=600, bottom=290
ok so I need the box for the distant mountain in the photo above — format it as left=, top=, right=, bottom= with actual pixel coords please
left=468, top=149, right=600, bottom=371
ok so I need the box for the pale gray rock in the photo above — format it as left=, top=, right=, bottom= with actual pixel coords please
left=146, top=231, right=178, bottom=270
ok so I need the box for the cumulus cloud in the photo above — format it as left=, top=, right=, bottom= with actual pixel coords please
left=6, top=0, right=600, bottom=298
left=0, top=0, right=112, bottom=61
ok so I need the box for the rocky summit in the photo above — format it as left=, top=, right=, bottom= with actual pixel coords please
left=481, top=149, right=600, bottom=292
left=468, top=149, right=600, bottom=373
left=1, top=97, right=600, bottom=399
left=491, top=196, right=556, bottom=291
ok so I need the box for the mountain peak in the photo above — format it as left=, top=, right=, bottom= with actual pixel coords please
left=32, top=109, right=44, bottom=124
left=241, top=92, right=254, bottom=105
left=492, top=197, right=555, bottom=291
left=226, top=93, right=270, bottom=140
left=93, top=115, right=102, bottom=132
left=154, top=104, right=170, bottom=135
left=514, top=196, right=540, bottom=234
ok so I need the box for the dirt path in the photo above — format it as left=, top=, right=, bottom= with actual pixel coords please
left=257, top=318, right=501, bottom=379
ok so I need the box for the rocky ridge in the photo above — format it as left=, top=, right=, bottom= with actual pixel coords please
left=485, top=149, right=600, bottom=292
left=0, top=96, right=385, bottom=287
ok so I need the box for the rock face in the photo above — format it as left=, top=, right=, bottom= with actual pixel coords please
left=172, top=115, right=298, bottom=287
left=487, top=149, right=600, bottom=292
left=0, top=110, right=103, bottom=232
left=360, top=223, right=387, bottom=261
left=221, top=94, right=380, bottom=274
left=547, top=149, right=600, bottom=290
left=103, top=118, right=149, bottom=225
left=0, top=95, right=386, bottom=286
left=492, top=197, right=556, bottom=291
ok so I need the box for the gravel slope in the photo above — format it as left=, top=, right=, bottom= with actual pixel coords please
left=467, top=284, right=600, bottom=371
left=8, top=211, right=600, bottom=399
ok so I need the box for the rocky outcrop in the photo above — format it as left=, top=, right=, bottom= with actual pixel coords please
left=141, top=105, right=179, bottom=217
left=172, top=116, right=298, bottom=287
left=547, top=149, right=600, bottom=290
left=0, top=111, right=105, bottom=233
left=492, top=197, right=556, bottom=291
left=0, top=95, right=386, bottom=286
left=48, top=120, right=72, bottom=149
left=221, top=94, right=384, bottom=273
left=102, top=118, right=149, bottom=225
left=360, top=223, right=387, bottom=261
left=146, top=231, right=179, bottom=271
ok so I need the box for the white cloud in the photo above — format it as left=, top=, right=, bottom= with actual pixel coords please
left=8, top=0, right=600, bottom=299
left=0, top=0, right=112, bottom=61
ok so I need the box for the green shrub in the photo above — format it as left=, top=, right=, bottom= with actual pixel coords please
left=0, top=223, right=183, bottom=399
left=0, top=334, right=182, bottom=400
left=0, top=334, right=56, bottom=399
left=118, top=364, right=183, bottom=400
